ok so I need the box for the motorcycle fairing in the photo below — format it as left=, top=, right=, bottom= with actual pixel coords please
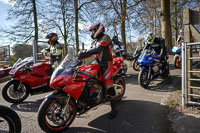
left=113, top=57, right=124, bottom=75
left=172, top=46, right=181, bottom=54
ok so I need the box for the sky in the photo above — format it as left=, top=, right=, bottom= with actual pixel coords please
left=0, top=2, right=8, bottom=25
left=0, top=0, right=139, bottom=50
left=0, top=0, right=14, bottom=47
left=0, top=0, right=12, bottom=26
left=0, top=0, right=92, bottom=48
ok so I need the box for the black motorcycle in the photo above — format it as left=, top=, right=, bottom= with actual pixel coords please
left=0, top=105, right=22, bottom=133
left=132, top=44, right=142, bottom=71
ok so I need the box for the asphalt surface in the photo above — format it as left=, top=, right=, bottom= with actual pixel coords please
left=0, top=61, right=179, bottom=133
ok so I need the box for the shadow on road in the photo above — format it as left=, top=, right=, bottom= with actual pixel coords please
left=64, top=100, right=173, bottom=133
left=148, top=74, right=181, bottom=92
left=10, top=98, right=44, bottom=112
left=123, top=73, right=139, bottom=85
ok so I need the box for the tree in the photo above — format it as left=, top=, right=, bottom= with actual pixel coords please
left=12, top=44, right=33, bottom=59
left=128, top=0, right=161, bottom=36
left=74, top=0, right=97, bottom=54
left=41, top=0, right=74, bottom=55
left=0, top=0, right=40, bottom=52
left=161, top=0, right=172, bottom=51
left=172, top=0, right=178, bottom=45
left=92, top=0, right=143, bottom=53
left=171, top=0, right=200, bottom=45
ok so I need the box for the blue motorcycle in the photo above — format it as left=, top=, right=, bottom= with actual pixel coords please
left=137, top=48, right=170, bottom=88
left=172, top=44, right=181, bottom=68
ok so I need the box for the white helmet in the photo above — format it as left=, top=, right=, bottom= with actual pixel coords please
left=88, top=22, right=105, bottom=39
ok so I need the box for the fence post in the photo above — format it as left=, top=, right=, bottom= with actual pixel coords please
left=8, top=45, right=10, bottom=66
left=183, top=8, right=193, bottom=101
left=182, top=42, right=185, bottom=108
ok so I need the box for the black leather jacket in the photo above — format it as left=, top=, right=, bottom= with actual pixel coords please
left=144, top=37, right=166, bottom=57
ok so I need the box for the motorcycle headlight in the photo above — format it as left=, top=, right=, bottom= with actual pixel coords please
left=19, top=66, right=32, bottom=73
left=148, top=57, right=153, bottom=60
left=19, top=67, right=25, bottom=73
left=52, top=86, right=64, bottom=90
left=10, top=74, right=15, bottom=78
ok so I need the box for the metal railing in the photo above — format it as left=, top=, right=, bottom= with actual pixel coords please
left=0, top=45, right=10, bottom=67
left=182, top=42, right=200, bottom=107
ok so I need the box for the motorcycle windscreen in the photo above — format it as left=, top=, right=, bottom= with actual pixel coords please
left=12, top=57, right=33, bottom=69
left=50, top=55, right=81, bottom=84
left=138, top=49, right=153, bottom=64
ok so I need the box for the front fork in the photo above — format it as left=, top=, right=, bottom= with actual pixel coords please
left=16, top=81, right=22, bottom=90
left=61, top=94, right=70, bottom=118
left=147, top=67, right=151, bottom=80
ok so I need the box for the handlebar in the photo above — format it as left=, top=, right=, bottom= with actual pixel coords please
left=73, top=64, right=96, bottom=82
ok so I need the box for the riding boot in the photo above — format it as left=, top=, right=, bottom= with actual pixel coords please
left=107, top=87, right=118, bottom=119
left=109, top=100, right=118, bottom=119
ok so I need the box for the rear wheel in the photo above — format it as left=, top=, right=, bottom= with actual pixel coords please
left=113, top=76, right=126, bottom=102
left=132, top=59, right=140, bottom=71
left=138, top=70, right=150, bottom=88
left=2, top=80, right=30, bottom=103
left=38, top=97, right=77, bottom=133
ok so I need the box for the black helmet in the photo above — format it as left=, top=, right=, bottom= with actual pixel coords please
left=46, top=33, right=58, bottom=45
left=88, top=22, right=105, bottom=39
left=112, top=36, right=118, bottom=42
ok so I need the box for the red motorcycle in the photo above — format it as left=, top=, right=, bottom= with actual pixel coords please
left=38, top=55, right=126, bottom=133
left=0, top=67, right=12, bottom=84
left=2, top=57, right=54, bottom=103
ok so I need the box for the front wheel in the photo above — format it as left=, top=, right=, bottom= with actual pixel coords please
left=138, top=70, right=150, bottom=88
left=2, top=80, right=30, bottom=103
left=113, top=76, right=126, bottom=102
left=0, top=105, right=22, bottom=133
left=174, top=56, right=180, bottom=68
left=132, top=59, right=140, bottom=71
left=38, top=97, right=77, bottom=133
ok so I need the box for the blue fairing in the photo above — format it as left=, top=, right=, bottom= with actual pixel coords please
left=141, top=67, right=149, bottom=72
left=120, top=49, right=125, bottom=53
left=172, top=46, right=181, bottom=54
left=138, top=55, right=154, bottom=66
left=138, top=48, right=159, bottom=66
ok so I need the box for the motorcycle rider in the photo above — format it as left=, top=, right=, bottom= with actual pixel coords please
left=78, top=22, right=118, bottom=119
left=112, top=36, right=125, bottom=57
left=43, top=33, right=63, bottom=66
left=143, top=32, right=168, bottom=76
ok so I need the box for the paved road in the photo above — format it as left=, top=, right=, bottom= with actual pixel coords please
left=0, top=61, right=180, bottom=133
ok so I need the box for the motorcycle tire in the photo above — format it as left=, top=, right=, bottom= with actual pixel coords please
left=118, top=64, right=128, bottom=75
left=0, top=105, right=22, bottom=133
left=138, top=70, right=150, bottom=88
left=38, top=97, right=77, bottom=133
left=132, top=59, right=140, bottom=71
left=2, top=80, right=30, bottom=103
left=174, top=56, right=180, bottom=68
left=113, top=75, right=126, bottom=102
left=164, top=62, right=171, bottom=78
left=122, top=63, right=128, bottom=74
